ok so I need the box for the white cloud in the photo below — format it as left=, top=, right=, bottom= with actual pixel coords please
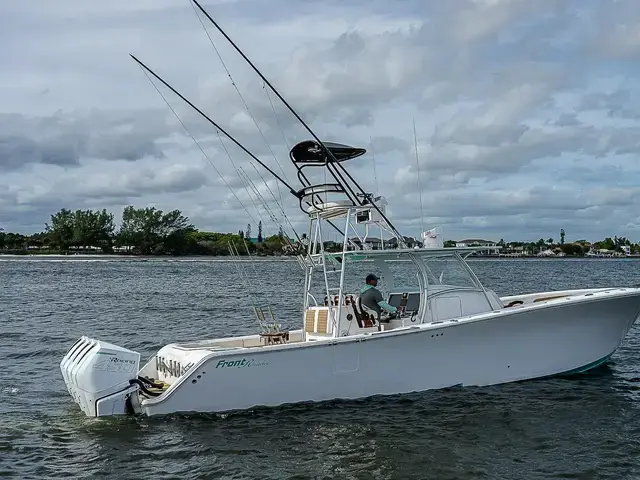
left=1, top=0, right=640, bottom=243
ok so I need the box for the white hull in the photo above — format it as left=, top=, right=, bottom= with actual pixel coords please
left=61, top=287, right=640, bottom=417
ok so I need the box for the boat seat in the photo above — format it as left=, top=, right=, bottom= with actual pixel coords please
left=351, top=295, right=376, bottom=328
left=323, top=294, right=347, bottom=307
left=304, top=307, right=331, bottom=335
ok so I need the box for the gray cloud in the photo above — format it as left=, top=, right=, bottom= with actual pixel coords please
left=2, top=0, right=640, bottom=244
left=0, top=111, right=168, bottom=171
left=370, top=136, right=410, bottom=155
left=388, top=124, right=640, bottom=181
left=0, top=135, right=79, bottom=169
left=552, top=114, right=581, bottom=127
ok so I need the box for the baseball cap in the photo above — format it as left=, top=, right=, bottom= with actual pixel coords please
left=365, top=273, right=379, bottom=282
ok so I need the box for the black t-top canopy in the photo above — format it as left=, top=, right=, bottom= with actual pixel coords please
left=290, top=140, right=367, bottom=164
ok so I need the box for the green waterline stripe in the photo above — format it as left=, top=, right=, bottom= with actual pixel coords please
left=545, top=353, right=613, bottom=379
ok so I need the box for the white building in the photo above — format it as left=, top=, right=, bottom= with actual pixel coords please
left=455, top=239, right=499, bottom=256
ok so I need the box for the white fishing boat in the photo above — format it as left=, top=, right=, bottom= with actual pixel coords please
left=59, top=140, right=640, bottom=417
left=60, top=2, right=640, bottom=417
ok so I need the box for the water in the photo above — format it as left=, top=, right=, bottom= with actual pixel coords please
left=2, top=256, right=640, bottom=479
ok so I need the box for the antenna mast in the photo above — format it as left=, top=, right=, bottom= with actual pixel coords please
left=413, top=118, right=425, bottom=236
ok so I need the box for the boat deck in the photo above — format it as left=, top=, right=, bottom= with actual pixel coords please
left=171, top=330, right=307, bottom=351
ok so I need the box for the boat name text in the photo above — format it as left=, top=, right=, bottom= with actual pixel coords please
left=215, top=358, right=269, bottom=369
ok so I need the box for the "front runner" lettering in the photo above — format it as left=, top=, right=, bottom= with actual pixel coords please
left=215, top=358, right=269, bottom=369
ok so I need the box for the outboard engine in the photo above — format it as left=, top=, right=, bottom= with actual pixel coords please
left=60, top=336, right=141, bottom=417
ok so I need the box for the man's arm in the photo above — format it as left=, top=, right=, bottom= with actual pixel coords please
left=374, top=289, right=397, bottom=313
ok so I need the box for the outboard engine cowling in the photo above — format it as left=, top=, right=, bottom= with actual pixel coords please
left=60, top=336, right=141, bottom=417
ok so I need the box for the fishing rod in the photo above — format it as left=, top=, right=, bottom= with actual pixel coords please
left=189, top=0, right=358, bottom=199
left=129, top=54, right=349, bottom=240
left=189, top=0, right=407, bottom=246
left=187, top=0, right=356, bottom=212
left=131, top=54, right=293, bottom=194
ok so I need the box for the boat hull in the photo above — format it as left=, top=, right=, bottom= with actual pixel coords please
left=140, top=289, right=640, bottom=415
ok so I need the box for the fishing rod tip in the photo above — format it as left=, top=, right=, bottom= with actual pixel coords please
left=129, top=53, right=145, bottom=67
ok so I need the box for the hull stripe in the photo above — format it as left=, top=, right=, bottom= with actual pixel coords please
left=545, top=353, right=613, bottom=379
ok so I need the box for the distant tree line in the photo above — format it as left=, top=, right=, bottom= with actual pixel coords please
left=442, top=234, right=640, bottom=256
left=3, top=213, right=640, bottom=257
left=0, top=207, right=290, bottom=256
left=517, top=235, right=639, bottom=255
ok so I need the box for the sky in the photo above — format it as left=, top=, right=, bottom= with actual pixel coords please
left=2, top=0, right=640, bottom=243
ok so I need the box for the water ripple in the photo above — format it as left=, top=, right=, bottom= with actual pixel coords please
left=2, top=257, right=640, bottom=479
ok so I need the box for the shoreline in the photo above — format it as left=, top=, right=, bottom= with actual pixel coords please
left=1, top=252, right=638, bottom=260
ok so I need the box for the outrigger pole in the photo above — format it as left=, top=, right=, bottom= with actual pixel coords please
left=130, top=54, right=293, bottom=194
left=129, top=54, right=349, bottom=240
left=189, top=0, right=407, bottom=245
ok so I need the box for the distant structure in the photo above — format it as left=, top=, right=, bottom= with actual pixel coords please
left=421, top=228, right=443, bottom=249
left=455, top=239, right=498, bottom=256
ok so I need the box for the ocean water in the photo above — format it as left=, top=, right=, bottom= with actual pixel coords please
left=2, top=256, right=640, bottom=479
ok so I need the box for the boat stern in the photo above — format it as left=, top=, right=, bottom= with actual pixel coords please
left=60, top=336, right=141, bottom=417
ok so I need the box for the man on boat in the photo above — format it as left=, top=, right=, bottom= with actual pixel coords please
left=360, top=274, right=398, bottom=321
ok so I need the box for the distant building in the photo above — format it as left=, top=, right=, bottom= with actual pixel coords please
left=348, top=237, right=384, bottom=250
left=499, top=245, right=531, bottom=256
left=587, top=247, right=626, bottom=257
left=455, top=239, right=499, bottom=255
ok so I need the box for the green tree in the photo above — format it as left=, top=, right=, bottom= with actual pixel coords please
left=117, top=206, right=194, bottom=255
left=261, top=234, right=285, bottom=253
left=161, top=210, right=196, bottom=255
left=558, top=242, right=584, bottom=256
left=594, top=237, right=615, bottom=251
left=118, top=206, right=158, bottom=254
left=71, top=209, right=115, bottom=251
left=45, top=208, right=75, bottom=250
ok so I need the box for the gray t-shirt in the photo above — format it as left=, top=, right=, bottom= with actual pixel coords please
left=360, top=286, right=383, bottom=317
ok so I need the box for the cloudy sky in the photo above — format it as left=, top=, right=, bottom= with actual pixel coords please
left=2, top=0, right=640, bottom=243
